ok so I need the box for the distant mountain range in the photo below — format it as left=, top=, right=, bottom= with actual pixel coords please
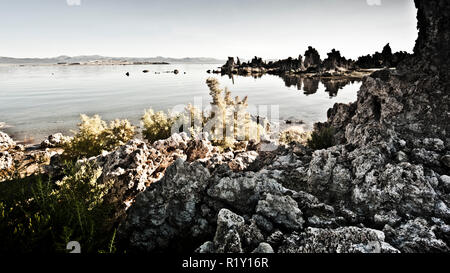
left=0, top=55, right=225, bottom=65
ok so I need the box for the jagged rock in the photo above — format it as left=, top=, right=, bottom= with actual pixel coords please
left=352, top=162, right=439, bottom=217
left=0, top=151, right=13, bottom=172
left=212, top=209, right=245, bottom=253
left=153, top=132, right=189, bottom=151
left=228, top=151, right=258, bottom=171
left=241, top=219, right=265, bottom=249
left=383, top=218, right=449, bottom=253
left=207, top=171, right=289, bottom=214
left=0, top=131, right=15, bottom=152
left=40, top=133, right=71, bottom=148
left=373, top=210, right=402, bottom=227
left=278, top=227, right=399, bottom=253
left=252, top=243, right=274, bottom=253
left=118, top=159, right=212, bottom=252
left=256, top=194, right=304, bottom=230
left=186, top=135, right=213, bottom=162
left=95, top=139, right=161, bottom=207
left=306, top=146, right=352, bottom=203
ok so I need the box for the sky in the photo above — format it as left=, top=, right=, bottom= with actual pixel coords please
left=0, top=0, right=418, bottom=60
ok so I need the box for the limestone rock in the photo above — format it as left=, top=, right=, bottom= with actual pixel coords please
left=118, top=159, right=212, bottom=252
left=0, top=151, right=13, bottom=172
left=256, top=194, right=304, bottom=230
left=383, top=218, right=449, bottom=253
left=40, top=133, right=71, bottom=148
left=252, top=242, right=274, bottom=253
left=0, top=131, right=15, bottom=152
left=279, top=227, right=399, bottom=253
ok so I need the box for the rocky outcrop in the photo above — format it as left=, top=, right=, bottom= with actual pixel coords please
left=88, top=133, right=262, bottom=222
left=0, top=131, right=16, bottom=177
left=0, top=151, right=13, bottom=172
left=278, top=227, right=399, bottom=253
left=117, top=159, right=213, bottom=252
left=356, top=43, right=409, bottom=69
left=303, top=46, right=322, bottom=72
left=412, top=0, right=450, bottom=78
left=322, top=49, right=354, bottom=71
left=0, top=131, right=16, bottom=152
left=117, top=0, right=450, bottom=253
left=40, top=133, right=71, bottom=148
left=221, top=57, right=237, bottom=74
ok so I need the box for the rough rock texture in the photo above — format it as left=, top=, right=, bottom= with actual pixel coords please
left=118, top=159, right=213, bottom=252
left=40, top=133, right=71, bottom=148
left=0, top=131, right=16, bottom=178
left=115, top=0, right=450, bottom=253
left=0, top=131, right=16, bottom=152
left=0, top=151, right=13, bottom=172
left=383, top=218, right=449, bottom=252
left=278, top=227, right=399, bottom=253
left=89, top=133, right=259, bottom=221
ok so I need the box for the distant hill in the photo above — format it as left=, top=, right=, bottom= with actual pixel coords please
left=0, top=55, right=225, bottom=65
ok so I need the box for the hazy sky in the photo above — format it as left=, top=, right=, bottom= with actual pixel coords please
left=0, top=0, right=418, bottom=60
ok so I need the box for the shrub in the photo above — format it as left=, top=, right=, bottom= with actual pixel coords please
left=140, top=78, right=265, bottom=149
left=0, top=161, right=117, bottom=253
left=279, top=128, right=311, bottom=145
left=63, top=114, right=135, bottom=159
left=307, top=126, right=335, bottom=150
left=141, top=109, right=179, bottom=143
left=204, top=78, right=263, bottom=144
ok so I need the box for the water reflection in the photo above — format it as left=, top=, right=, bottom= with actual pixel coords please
left=223, top=73, right=361, bottom=97
left=280, top=74, right=359, bottom=97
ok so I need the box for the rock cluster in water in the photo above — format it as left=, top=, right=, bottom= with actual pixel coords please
left=217, top=42, right=410, bottom=77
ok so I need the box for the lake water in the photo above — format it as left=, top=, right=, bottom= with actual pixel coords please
left=0, top=64, right=361, bottom=144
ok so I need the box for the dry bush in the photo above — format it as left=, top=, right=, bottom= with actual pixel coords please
left=63, top=115, right=135, bottom=159
left=279, top=127, right=312, bottom=146
left=141, top=78, right=265, bottom=149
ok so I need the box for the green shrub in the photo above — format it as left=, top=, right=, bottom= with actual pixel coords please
left=63, top=114, right=135, bottom=160
left=0, top=161, right=117, bottom=253
left=141, top=109, right=179, bottom=143
left=307, top=126, right=335, bottom=150
left=141, top=78, right=264, bottom=149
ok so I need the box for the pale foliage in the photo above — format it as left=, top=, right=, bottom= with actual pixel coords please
left=63, top=114, right=135, bottom=159
left=202, top=78, right=264, bottom=148
left=279, top=127, right=311, bottom=146
left=141, top=109, right=179, bottom=143
left=141, top=78, right=265, bottom=149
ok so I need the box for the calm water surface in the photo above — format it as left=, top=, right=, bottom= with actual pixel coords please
left=0, top=64, right=361, bottom=143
